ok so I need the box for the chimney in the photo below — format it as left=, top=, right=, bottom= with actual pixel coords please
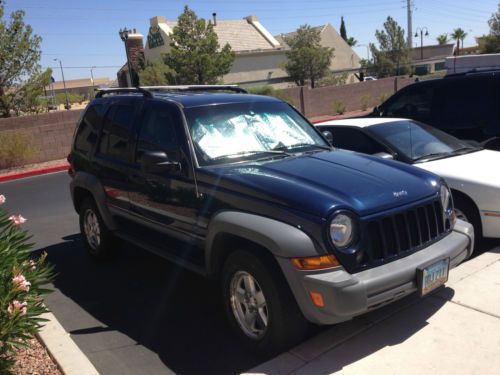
left=212, top=12, right=217, bottom=26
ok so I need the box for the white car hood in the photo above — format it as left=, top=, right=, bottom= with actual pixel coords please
left=417, top=150, right=500, bottom=188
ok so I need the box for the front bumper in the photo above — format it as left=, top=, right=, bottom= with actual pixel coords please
left=278, top=219, right=474, bottom=325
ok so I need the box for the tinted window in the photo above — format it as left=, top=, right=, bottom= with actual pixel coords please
left=384, top=84, right=434, bottom=122
left=438, top=78, right=495, bottom=135
left=74, top=104, right=104, bottom=153
left=325, top=127, right=386, bottom=154
left=98, top=104, right=135, bottom=160
left=136, top=103, right=179, bottom=162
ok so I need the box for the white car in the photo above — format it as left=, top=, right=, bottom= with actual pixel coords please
left=316, top=117, right=500, bottom=244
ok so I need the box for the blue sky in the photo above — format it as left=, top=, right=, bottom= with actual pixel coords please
left=4, top=0, right=498, bottom=81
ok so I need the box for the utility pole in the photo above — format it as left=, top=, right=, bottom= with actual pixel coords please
left=407, top=0, right=413, bottom=48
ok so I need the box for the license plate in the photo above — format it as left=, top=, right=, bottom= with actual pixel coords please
left=417, top=258, right=450, bottom=296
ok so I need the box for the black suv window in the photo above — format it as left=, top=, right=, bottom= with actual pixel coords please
left=74, top=103, right=104, bottom=153
left=135, top=102, right=179, bottom=162
left=384, top=84, right=434, bottom=123
left=326, top=127, right=386, bottom=154
left=98, top=103, right=135, bottom=160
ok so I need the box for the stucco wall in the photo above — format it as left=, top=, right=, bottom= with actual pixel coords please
left=224, top=51, right=288, bottom=84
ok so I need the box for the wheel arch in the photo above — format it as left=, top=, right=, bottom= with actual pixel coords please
left=451, top=188, right=482, bottom=237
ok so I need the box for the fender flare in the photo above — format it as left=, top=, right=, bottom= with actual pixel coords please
left=70, top=172, right=117, bottom=230
left=205, top=211, right=324, bottom=274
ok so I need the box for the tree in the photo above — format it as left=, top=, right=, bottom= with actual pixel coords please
left=347, top=37, right=357, bottom=47
left=478, top=4, right=500, bottom=53
left=138, top=61, right=171, bottom=85
left=284, top=25, right=334, bottom=88
left=0, top=3, right=52, bottom=117
left=164, top=6, right=235, bottom=85
left=436, top=33, right=449, bottom=45
left=340, top=16, right=347, bottom=41
left=451, top=28, right=468, bottom=51
left=370, top=16, right=411, bottom=77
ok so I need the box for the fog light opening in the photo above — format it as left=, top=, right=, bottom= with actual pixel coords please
left=309, top=291, right=325, bottom=308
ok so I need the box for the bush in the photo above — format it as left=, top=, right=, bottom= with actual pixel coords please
left=0, top=132, right=37, bottom=170
left=334, top=101, right=346, bottom=115
left=55, top=92, right=83, bottom=105
left=360, top=94, right=372, bottom=111
left=0, top=195, right=55, bottom=373
left=247, top=85, right=298, bottom=107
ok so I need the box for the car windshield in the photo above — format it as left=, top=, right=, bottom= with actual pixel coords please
left=368, top=120, right=481, bottom=163
left=185, top=101, right=329, bottom=166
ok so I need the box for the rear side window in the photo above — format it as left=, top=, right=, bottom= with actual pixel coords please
left=98, top=104, right=135, bottom=160
left=326, top=127, right=386, bottom=154
left=135, top=102, right=179, bottom=162
left=384, top=85, right=434, bottom=123
left=74, top=104, right=104, bottom=153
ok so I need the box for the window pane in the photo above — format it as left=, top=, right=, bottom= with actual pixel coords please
left=75, top=104, right=104, bottom=153
left=327, top=127, right=385, bottom=154
left=385, top=85, right=434, bottom=122
left=99, top=104, right=134, bottom=160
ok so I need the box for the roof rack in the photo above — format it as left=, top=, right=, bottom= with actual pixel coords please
left=140, top=85, right=248, bottom=94
left=95, top=87, right=153, bottom=98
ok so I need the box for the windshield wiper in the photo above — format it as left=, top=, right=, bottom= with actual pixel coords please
left=413, top=152, right=451, bottom=162
left=211, top=150, right=291, bottom=161
left=274, top=143, right=332, bottom=151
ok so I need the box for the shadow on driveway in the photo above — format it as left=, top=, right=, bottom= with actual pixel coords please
left=41, top=235, right=266, bottom=375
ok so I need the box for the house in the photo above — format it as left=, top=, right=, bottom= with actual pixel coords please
left=275, top=23, right=361, bottom=84
left=143, top=15, right=289, bottom=87
left=410, top=44, right=455, bottom=75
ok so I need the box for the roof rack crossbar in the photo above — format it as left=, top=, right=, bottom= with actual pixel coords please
left=95, top=87, right=153, bottom=98
left=140, top=85, right=248, bottom=94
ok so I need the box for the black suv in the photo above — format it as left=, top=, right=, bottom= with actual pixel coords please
left=373, top=70, right=500, bottom=150
left=69, top=86, right=473, bottom=354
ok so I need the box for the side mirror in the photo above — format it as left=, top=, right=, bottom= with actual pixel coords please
left=322, top=130, right=333, bottom=144
left=374, top=152, right=394, bottom=160
left=373, top=106, right=382, bottom=116
left=141, top=150, right=181, bottom=173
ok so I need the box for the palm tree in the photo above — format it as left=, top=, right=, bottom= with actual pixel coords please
left=436, top=33, right=449, bottom=45
left=347, top=37, right=357, bottom=47
left=451, top=28, right=468, bottom=51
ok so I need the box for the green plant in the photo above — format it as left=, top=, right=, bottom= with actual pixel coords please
left=334, top=101, right=346, bottom=115
left=0, top=132, right=37, bottom=169
left=55, top=93, right=83, bottom=105
left=360, top=94, right=372, bottom=111
left=0, top=195, right=54, bottom=373
left=378, top=93, right=390, bottom=105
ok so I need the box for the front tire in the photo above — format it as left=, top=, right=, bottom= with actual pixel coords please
left=222, top=250, right=308, bottom=356
left=79, top=197, right=120, bottom=259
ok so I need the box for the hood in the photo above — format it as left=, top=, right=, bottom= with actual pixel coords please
left=206, top=150, right=441, bottom=218
left=417, top=149, right=500, bottom=188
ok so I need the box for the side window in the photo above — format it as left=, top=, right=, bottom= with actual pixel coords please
left=385, top=85, right=434, bottom=122
left=98, top=104, right=135, bottom=160
left=135, top=103, right=179, bottom=162
left=328, top=127, right=386, bottom=155
left=74, top=104, right=104, bottom=153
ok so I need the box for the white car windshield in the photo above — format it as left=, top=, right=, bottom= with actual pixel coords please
left=185, top=101, right=329, bottom=166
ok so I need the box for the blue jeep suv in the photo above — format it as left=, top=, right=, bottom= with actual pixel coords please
left=69, top=86, right=473, bottom=354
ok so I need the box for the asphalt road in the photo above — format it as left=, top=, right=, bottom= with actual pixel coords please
left=0, top=171, right=265, bottom=375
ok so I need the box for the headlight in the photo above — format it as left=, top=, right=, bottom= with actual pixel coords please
left=329, top=213, right=355, bottom=248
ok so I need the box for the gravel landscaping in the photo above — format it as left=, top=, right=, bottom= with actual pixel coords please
left=12, top=337, right=61, bottom=375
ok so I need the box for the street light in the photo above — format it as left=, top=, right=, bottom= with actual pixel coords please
left=90, top=66, right=96, bottom=97
left=119, top=27, right=133, bottom=87
left=415, top=27, right=429, bottom=61
left=53, top=58, right=70, bottom=110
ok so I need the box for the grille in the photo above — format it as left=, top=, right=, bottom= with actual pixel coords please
left=366, top=199, right=451, bottom=264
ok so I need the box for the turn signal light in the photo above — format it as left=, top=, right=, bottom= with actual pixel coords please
left=309, top=291, right=325, bottom=307
left=291, top=255, right=340, bottom=270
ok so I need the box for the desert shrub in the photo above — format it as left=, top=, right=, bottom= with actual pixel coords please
left=0, top=195, right=55, bottom=373
left=378, top=93, right=390, bottom=105
left=0, top=132, right=38, bottom=169
left=247, top=85, right=298, bottom=107
left=334, top=101, right=346, bottom=115
left=360, top=94, right=372, bottom=111
left=55, top=92, right=83, bottom=105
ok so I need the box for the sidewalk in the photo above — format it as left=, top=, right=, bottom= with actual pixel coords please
left=246, top=248, right=500, bottom=375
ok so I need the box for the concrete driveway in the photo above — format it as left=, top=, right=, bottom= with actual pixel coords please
left=247, top=248, right=500, bottom=374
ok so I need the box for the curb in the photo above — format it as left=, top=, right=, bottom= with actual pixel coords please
left=37, top=312, right=99, bottom=375
left=0, top=164, right=69, bottom=183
